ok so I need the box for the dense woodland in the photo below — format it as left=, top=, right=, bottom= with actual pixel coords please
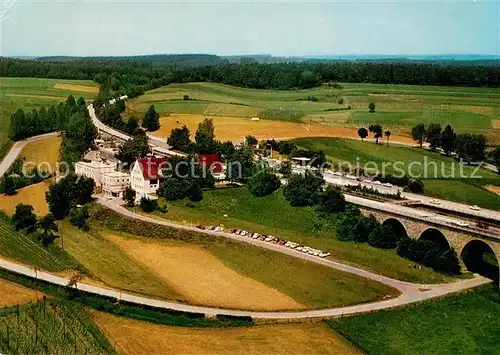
left=2, top=57, right=499, bottom=97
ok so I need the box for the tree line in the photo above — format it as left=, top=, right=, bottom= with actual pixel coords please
left=2, top=57, right=499, bottom=95
left=9, top=95, right=86, bottom=141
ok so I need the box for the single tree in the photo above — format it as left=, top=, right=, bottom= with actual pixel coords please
left=167, top=125, right=191, bottom=152
left=368, top=102, right=376, bottom=113
left=38, top=214, right=58, bottom=245
left=440, top=124, right=457, bottom=155
left=411, top=123, right=427, bottom=148
left=142, top=105, right=160, bottom=131
left=124, top=116, right=139, bottom=135
left=1, top=175, right=17, bottom=195
left=369, top=124, right=383, bottom=144
left=384, top=130, right=391, bottom=146
left=12, top=204, right=38, bottom=232
left=456, top=133, right=488, bottom=162
left=123, top=187, right=136, bottom=206
left=69, top=206, right=90, bottom=230
left=195, top=118, right=217, bottom=154
left=140, top=197, right=158, bottom=212
left=426, top=123, right=442, bottom=151
left=246, top=135, right=258, bottom=146
left=66, top=95, right=76, bottom=107
left=283, top=171, right=324, bottom=207
left=357, top=127, right=368, bottom=141
left=247, top=169, right=281, bottom=197
left=316, top=186, right=346, bottom=214
left=183, top=95, right=190, bottom=101
left=407, top=178, right=425, bottom=193
left=116, top=131, right=150, bottom=166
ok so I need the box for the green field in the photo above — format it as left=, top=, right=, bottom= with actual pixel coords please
left=326, top=284, right=500, bottom=355
left=0, top=299, right=115, bottom=354
left=293, top=137, right=500, bottom=209
left=0, top=77, right=99, bottom=157
left=89, top=205, right=399, bottom=309
left=128, top=81, right=500, bottom=143
left=0, top=214, right=78, bottom=272
left=135, top=187, right=456, bottom=284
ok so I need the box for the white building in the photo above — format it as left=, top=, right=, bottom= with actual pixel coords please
left=75, top=161, right=116, bottom=187
left=101, top=171, right=131, bottom=198
left=131, top=157, right=168, bottom=200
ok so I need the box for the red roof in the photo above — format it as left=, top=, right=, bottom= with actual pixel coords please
left=136, top=157, right=168, bottom=180
left=198, top=154, right=223, bottom=174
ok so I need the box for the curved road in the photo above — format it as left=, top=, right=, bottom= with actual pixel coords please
left=0, top=132, right=61, bottom=178
left=0, top=132, right=491, bottom=319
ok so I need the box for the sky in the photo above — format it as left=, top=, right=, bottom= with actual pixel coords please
left=1, top=0, right=499, bottom=57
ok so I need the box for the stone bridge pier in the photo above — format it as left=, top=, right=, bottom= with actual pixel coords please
left=361, top=208, right=500, bottom=282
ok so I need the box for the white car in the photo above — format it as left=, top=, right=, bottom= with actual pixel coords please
left=265, top=236, right=275, bottom=242
left=469, top=205, right=480, bottom=211
left=383, top=183, right=393, bottom=187
left=319, top=252, right=331, bottom=258
left=430, top=199, right=441, bottom=205
left=362, top=180, right=372, bottom=184
left=373, top=181, right=382, bottom=185
left=240, top=230, right=248, bottom=236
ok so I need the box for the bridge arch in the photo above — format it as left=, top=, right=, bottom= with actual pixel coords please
left=382, top=218, right=408, bottom=239
left=461, top=240, right=499, bottom=282
left=418, top=228, right=450, bottom=249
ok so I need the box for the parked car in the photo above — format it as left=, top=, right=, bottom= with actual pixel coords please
left=196, top=225, right=205, bottom=230
left=469, top=205, right=480, bottom=211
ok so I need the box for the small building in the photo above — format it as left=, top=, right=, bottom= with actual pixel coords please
left=131, top=157, right=168, bottom=200
left=75, top=161, right=116, bottom=187
left=101, top=171, right=131, bottom=198
left=198, top=154, right=225, bottom=180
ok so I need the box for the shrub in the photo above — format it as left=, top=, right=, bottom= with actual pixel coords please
left=248, top=170, right=281, bottom=197
left=140, top=197, right=158, bottom=213
left=407, top=178, right=424, bottom=193
left=69, top=206, right=90, bottom=231
left=283, top=172, right=323, bottom=207
left=12, top=204, right=37, bottom=232
left=316, top=186, right=346, bottom=214
left=337, top=212, right=379, bottom=243
left=368, top=224, right=399, bottom=249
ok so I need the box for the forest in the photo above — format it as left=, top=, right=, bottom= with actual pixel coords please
left=1, top=56, right=499, bottom=96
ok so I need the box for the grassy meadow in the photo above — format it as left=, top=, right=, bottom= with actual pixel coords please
left=326, top=284, right=500, bottom=355
left=294, top=137, right=500, bottom=209
left=127, top=82, right=500, bottom=143
left=89, top=205, right=398, bottom=309
left=0, top=77, right=99, bottom=158
left=139, top=187, right=456, bottom=284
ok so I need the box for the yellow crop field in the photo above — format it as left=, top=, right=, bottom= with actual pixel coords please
left=154, top=114, right=414, bottom=143
left=104, top=233, right=305, bottom=311
left=0, top=182, right=50, bottom=216
left=20, top=135, right=62, bottom=174
left=0, top=279, right=43, bottom=307
left=93, top=312, right=360, bottom=355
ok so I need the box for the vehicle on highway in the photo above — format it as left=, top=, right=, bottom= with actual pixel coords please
left=469, top=205, right=480, bottom=211
left=383, top=183, right=393, bottom=187
left=196, top=225, right=206, bottom=230
left=430, top=199, right=441, bottom=205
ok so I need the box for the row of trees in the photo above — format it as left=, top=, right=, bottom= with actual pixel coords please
left=9, top=95, right=86, bottom=140
left=3, top=58, right=499, bottom=92
left=336, top=206, right=460, bottom=273
left=412, top=123, right=488, bottom=161
left=357, top=125, right=391, bottom=145
left=11, top=204, right=58, bottom=246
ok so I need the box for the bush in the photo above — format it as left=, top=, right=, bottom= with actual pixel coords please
left=316, top=186, right=346, bottom=214
left=407, top=178, right=424, bottom=193
left=140, top=197, right=158, bottom=213
left=12, top=204, right=37, bottom=232
left=396, top=238, right=460, bottom=274
left=368, top=224, right=399, bottom=249
left=69, top=206, right=90, bottom=231
left=337, top=212, right=379, bottom=243
left=283, top=172, right=323, bottom=207
left=247, top=170, right=281, bottom=197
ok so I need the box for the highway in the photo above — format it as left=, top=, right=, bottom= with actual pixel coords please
left=87, top=104, right=185, bottom=157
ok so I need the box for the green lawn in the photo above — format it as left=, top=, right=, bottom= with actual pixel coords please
left=136, top=188, right=457, bottom=284
left=0, top=214, right=78, bottom=272
left=326, top=284, right=500, bottom=355
left=293, top=137, right=500, bottom=210
left=128, top=82, right=500, bottom=143
left=90, top=204, right=399, bottom=309
left=0, top=77, right=99, bottom=158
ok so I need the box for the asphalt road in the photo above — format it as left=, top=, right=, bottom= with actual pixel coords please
left=0, top=132, right=61, bottom=178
